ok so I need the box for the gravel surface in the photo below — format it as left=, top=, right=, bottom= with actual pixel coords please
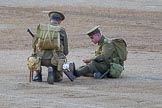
left=0, top=1, right=162, bottom=108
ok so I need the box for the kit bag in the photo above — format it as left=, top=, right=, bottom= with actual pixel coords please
left=36, top=24, right=61, bottom=50
left=112, top=38, right=128, bottom=61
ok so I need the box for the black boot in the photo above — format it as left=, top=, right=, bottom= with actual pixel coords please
left=69, top=62, right=76, bottom=73
left=47, top=66, right=55, bottom=84
left=33, top=68, right=42, bottom=82
left=33, top=72, right=42, bottom=82
left=73, top=66, right=90, bottom=77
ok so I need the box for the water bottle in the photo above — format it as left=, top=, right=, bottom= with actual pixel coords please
left=93, top=72, right=102, bottom=79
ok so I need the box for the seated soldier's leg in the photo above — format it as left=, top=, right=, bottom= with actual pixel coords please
left=73, top=65, right=90, bottom=77
left=75, top=65, right=92, bottom=77
left=89, top=61, right=109, bottom=78
left=33, top=67, right=42, bottom=82
left=74, top=61, right=108, bottom=77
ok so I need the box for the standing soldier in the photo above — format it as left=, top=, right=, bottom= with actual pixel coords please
left=72, top=25, right=126, bottom=79
left=31, top=11, right=68, bottom=84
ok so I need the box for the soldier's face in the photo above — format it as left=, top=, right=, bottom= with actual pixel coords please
left=90, top=33, right=101, bottom=44
left=49, top=18, right=62, bottom=24
left=57, top=20, right=62, bottom=24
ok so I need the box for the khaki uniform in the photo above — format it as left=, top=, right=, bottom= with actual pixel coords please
left=78, top=35, right=123, bottom=78
left=74, top=25, right=124, bottom=78
left=32, top=22, right=68, bottom=81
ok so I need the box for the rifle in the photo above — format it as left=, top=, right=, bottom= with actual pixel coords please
left=63, top=63, right=76, bottom=81
left=63, top=69, right=76, bottom=81
left=93, top=69, right=110, bottom=79
left=27, top=29, right=34, bottom=37
left=99, top=69, right=110, bottom=79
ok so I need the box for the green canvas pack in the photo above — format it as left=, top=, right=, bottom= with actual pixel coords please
left=111, top=38, right=128, bottom=61
left=110, top=63, right=123, bottom=78
left=36, top=24, right=61, bottom=50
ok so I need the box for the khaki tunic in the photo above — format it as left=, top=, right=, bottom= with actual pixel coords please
left=32, top=22, right=68, bottom=81
left=87, top=35, right=120, bottom=74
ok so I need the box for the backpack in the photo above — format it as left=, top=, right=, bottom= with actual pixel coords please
left=36, top=24, right=61, bottom=50
left=111, top=38, right=128, bottom=61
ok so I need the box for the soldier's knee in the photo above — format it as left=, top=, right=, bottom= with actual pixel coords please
left=87, top=61, right=97, bottom=72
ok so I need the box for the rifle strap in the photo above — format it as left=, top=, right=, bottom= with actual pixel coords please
left=99, top=69, right=110, bottom=79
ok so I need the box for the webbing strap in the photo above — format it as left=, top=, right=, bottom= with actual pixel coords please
left=99, top=69, right=110, bottom=79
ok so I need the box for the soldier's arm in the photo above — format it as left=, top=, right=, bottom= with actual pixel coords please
left=60, top=28, right=69, bottom=56
left=92, top=43, right=115, bottom=62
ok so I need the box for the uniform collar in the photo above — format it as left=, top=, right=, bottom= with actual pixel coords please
left=98, top=35, right=105, bottom=45
left=50, top=21, right=58, bottom=26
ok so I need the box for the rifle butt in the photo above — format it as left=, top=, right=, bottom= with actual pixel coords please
left=64, top=70, right=75, bottom=81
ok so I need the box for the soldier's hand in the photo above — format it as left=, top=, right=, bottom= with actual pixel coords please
left=83, top=58, right=91, bottom=63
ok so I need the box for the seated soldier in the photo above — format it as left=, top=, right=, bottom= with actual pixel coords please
left=73, top=26, right=125, bottom=79
left=32, top=11, right=68, bottom=84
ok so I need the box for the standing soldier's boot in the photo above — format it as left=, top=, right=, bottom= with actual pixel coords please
left=47, top=66, right=55, bottom=84
left=33, top=68, right=42, bottom=82
left=73, top=66, right=90, bottom=77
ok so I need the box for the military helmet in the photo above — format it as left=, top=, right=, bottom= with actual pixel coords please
left=48, top=11, right=65, bottom=21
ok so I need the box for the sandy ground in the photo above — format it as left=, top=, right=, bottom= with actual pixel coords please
left=0, top=1, right=162, bottom=108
